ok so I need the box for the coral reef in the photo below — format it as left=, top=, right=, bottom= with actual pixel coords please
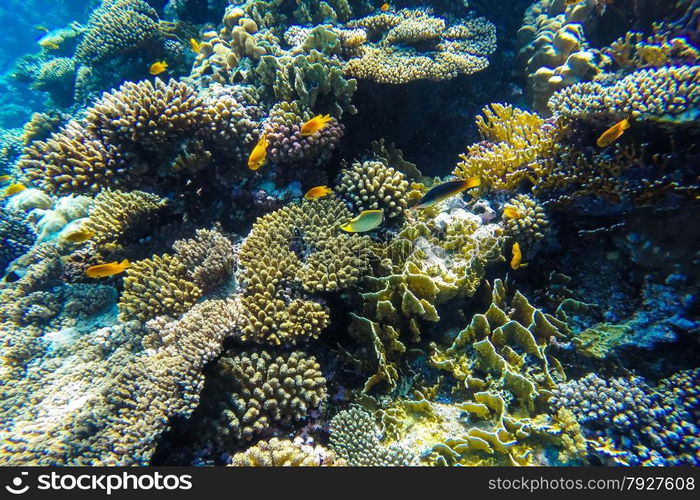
left=229, top=437, right=344, bottom=466
left=191, top=349, right=327, bottom=449
left=335, top=160, right=410, bottom=219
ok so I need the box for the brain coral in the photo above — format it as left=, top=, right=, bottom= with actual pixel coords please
left=194, top=349, right=327, bottom=448
left=345, top=10, right=496, bottom=84
left=335, top=160, right=409, bottom=219
left=75, top=0, right=163, bottom=65
left=236, top=196, right=372, bottom=345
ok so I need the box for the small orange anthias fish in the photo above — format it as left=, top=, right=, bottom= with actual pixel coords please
left=189, top=38, right=201, bottom=53
left=510, top=242, right=528, bottom=270
left=380, top=2, right=391, bottom=11
left=86, top=259, right=130, bottom=279
left=563, top=0, right=584, bottom=6
left=305, top=186, right=333, bottom=200
left=248, top=135, right=269, bottom=170
left=597, top=117, right=631, bottom=147
left=503, top=206, right=521, bottom=219
left=2, top=183, right=26, bottom=198
left=412, top=176, right=481, bottom=209
left=149, top=61, right=168, bottom=75
left=0, top=175, right=12, bottom=183
left=301, top=114, right=332, bottom=137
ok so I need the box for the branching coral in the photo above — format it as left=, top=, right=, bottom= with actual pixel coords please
left=236, top=195, right=372, bottom=345
left=502, top=194, right=549, bottom=248
left=192, top=349, right=327, bottom=449
left=18, top=120, right=134, bottom=194
left=453, top=103, right=559, bottom=191
left=86, top=78, right=205, bottom=145
left=551, top=371, right=700, bottom=465
left=262, top=100, right=344, bottom=165
left=329, top=406, right=418, bottom=466
left=120, top=253, right=202, bottom=322
left=172, top=228, right=236, bottom=291
left=335, top=160, right=410, bottom=219
left=84, top=189, right=167, bottom=253
left=344, top=10, right=496, bottom=84
left=0, top=208, right=37, bottom=272
left=75, top=0, right=163, bottom=65
left=229, top=437, right=344, bottom=466
left=548, top=65, right=700, bottom=122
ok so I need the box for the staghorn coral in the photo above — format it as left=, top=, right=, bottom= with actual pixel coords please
left=193, top=349, right=327, bottom=448
left=502, top=194, right=549, bottom=248
left=606, top=31, right=700, bottom=71
left=329, top=406, right=418, bottom=466
left=344, top=10, right=496, bottom=84
left=172, top=228, right=236, bottom=291
left=262, top=100, right=344, bottom=165
left=548, top=65, right=700, bottom=122
left=453, top=103, right=560, bottom=191
left=335, top=160, right=410, bottom=219
left=229, top=437, right=344, bottom=466
left=0, top=208, right=36, bottom=272
left=551, top=371, right=700, bottom=465
left=86, top=78, right=205, bottom=146
left=236, top=195, right=371, bottom=345
left=18, top=120, right=134, bottom=194
left=75, top=0, right=163, bottom=65
left=119, top=254, right=202, bottom=322
left=84, top=189, right=167, bottom=253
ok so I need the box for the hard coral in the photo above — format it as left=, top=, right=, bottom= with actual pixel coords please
left=229, top=438, right=344, bottom=466
left=335, top=160, right=409, bottom=219
left=236, top=196, right=372, bottom=345
left=194, top=349, right=327, bottom=448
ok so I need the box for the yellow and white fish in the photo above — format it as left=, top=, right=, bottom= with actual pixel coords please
left=340, top=209, right=384, bottom=233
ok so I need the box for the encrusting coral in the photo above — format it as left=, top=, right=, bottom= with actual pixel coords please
left=335, top=160, right=410, bottom=219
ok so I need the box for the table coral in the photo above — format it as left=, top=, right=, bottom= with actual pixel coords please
left=344, top=9, right=496, bottom=84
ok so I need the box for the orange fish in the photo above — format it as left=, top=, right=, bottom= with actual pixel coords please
left=190, top=38, right=201, bottom=53
left=62, top=227, right=95, bottom=243
left=301, top=114, right=332, bottom=137
left=564, top=0, right=584, bottom=6
left=149, top=61, right=168, bottom=75
left=597, top=118, right=630, bottom=147
left=503, top=207, right=521, bottom=219
left=0, top=175, right=12, bottom=183
left=305, top=186, right=332, bottom=200
left=380, top=3, right=390, bottom=11
left=2, top=183, right=26, bottom=198
left=510, top=242, right=527, bottom=270
left=248, top=135, right=269, bottom=170
left=86, top=259, right=130, bottom=278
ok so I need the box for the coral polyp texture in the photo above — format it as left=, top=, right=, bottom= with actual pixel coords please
left=0, top=0, right=697, bottom=469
